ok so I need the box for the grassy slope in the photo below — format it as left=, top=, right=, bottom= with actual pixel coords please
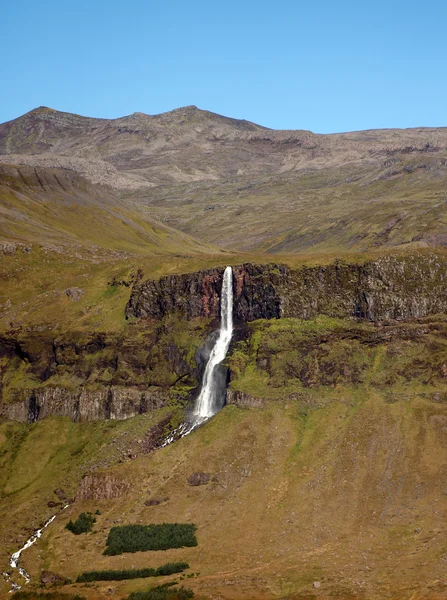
left=0, top=162, right=229, bottom=332
left=129, top=154, right=447, bottom=253
left=0, top=164, right=218, bottom=255
left=2, top=316, right=447, bottom=599
left=0, top=410, right=175, bottom=592
left=2, top=396, right=445, bottom=600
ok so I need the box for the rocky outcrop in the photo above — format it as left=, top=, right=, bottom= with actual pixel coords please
left=187, top=472, right=211, bottom=486
left=126, top=252, right=447, bottom=323
left=0, top=322, right=209, bottom=423
left=76, top=472, right=130, bottom=500
left=0, top=386, right=170, bottom=423
left=226, top=389, right=266, bottom=408
left=4, top=252, right=447, bottom=423
left=145, top=497, right=169, bottom=506
left=40, top=570, right=70, bottom=586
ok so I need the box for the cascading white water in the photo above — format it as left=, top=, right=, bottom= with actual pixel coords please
left=159, top=266, right=234, bottom=447
left=4, top=506, right=68, bottom=592
left=193, top=265, right=233, bottom=420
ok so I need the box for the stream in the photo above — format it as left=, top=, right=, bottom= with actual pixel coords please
left=3, top=506, right=68, bottom=592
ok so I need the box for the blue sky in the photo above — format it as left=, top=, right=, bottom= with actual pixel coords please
left=2, top=0, right=447, bottom=132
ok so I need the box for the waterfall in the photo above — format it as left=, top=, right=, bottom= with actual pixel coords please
left=159, top=266, right=233, bottom=447
left=193, top=266, right=233, bottom=420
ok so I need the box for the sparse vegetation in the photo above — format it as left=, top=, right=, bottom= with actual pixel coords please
left=104, top=523, right=198, bottom=555
left=76, top=562, right=189, bottom=582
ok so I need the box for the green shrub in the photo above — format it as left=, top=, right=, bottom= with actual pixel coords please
left=65, top=512, right=96, bottom=535
left=128, top=583, right=194, bottom=600
left=155, top=563, right=189, bottom=576
left=77, top=562, right=189, bottom=582
left=13, top=593, right=85, bottom=600
left=104, top=523, right=197, bottom=555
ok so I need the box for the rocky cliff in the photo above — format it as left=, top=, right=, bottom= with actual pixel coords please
left=0, top=319, right=211, bottom=423
left=126, top=251, right=447, bottom=323
left=125, top=263, right=285, bottom=322
left=0, top=385, right=170, bottom=423
left=4, top=252, right=447, bottom=423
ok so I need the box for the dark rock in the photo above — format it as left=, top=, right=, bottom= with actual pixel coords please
left=187, top=472, right=211, bottom=486
left=47, top=500, right=62, bottom=508
left=0, top=385, right=170, bottom=423
left=144, top=496, right=169, bottom=506
left=125, top=263, right=284, bottom=323
left=53, top=488, right=66, bottom=501
left=126, top=254, right=447, bottom=324
left=64, top=287, right=84, bottom=301
left=40, top=570, right=70, bottom=586
left=226, top=389, right=265, bottom=408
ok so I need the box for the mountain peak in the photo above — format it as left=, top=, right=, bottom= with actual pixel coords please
left=27, top=106, right=57, bottom=116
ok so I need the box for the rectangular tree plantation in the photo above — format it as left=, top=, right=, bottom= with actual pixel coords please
left=104, top=523, right=198, bottom=555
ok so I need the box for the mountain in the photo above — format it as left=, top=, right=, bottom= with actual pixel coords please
left=1, top=107, right=447, bottom=600
left=1, top=105, right=447, bottom=188
left=1, top=106, right=447, bottom=254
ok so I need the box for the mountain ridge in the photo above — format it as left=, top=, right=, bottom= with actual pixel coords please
left=3, top=104, right=447, bottom=135
left=1, top=105, right=447, bottom=255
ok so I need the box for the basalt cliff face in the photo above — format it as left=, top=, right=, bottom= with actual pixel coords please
left=126, top=252, right=447, bottom=323
left=0, top=321, right=210, bottom=423
left=4, top=253, right=447, bottom=423
left=125, top=263, right=285, bottom=322
left=0, top=385, right=170, bottom=423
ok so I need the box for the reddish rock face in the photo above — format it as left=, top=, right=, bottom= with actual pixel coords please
left=126, top=253, right=447, bottom=324
left=201, top=273, right=221, bottom=317
left=125, top=263, right=285, bottom=323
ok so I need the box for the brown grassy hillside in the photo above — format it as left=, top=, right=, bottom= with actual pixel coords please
left=2, top=395, right=446, bottom=600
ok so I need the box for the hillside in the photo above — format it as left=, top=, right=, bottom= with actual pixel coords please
left=1, top=107, right=447, bottom=600
left=2, top=358, right=447, bottom=599
left=0, top=163, right=219, bottom=254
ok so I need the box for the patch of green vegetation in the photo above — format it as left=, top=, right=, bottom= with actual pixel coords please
left=66, top=512, right=96, bottom=535
left=12, top=593, right=85, bottom=600
left=76, top=562, right=189, bottom=582
left=128, top=583, right=194, bottom=600
left=227, top=315, right=447, bottom=400
left=104, top=523, right=198, bottom=555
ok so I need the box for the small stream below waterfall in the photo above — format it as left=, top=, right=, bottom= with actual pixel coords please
left=3, top=267, right=234, bottom=592
left=3, top=505, right=68, bottom=592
